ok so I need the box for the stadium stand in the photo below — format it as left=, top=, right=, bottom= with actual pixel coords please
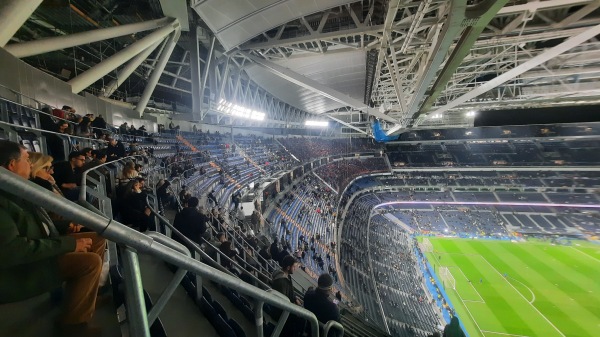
left=0, top=77, right=598, bottom=337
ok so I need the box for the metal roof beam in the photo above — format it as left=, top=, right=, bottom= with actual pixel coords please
left=427, top=23, right=600, bottom=118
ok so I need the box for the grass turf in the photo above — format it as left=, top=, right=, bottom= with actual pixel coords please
left=423, top=238, right=600, bottom=337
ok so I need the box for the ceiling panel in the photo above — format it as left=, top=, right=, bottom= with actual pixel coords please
left=244, top=50, right=365, bottom=113
left=192, top=0, right=354, bottom=51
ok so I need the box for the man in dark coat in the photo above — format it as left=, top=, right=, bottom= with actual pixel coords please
left=173, top=197, right=207, bottom=251
left=443, top=316, right=466, bottom=337
left=271, top=255, right=300, bottom=337
left=304, top=273, right=341, bottom=336
left=0, top=140, right=105, bottom=336
left=106, top=138, right=126, bottom=161
left=53, top=151, right=85, bottom=201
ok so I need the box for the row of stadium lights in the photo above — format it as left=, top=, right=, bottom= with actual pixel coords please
left=429, top=110, right=477, bottom=120
left=216, top=99, right=329, bottom=127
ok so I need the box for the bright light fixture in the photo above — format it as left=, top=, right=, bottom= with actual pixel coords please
left=305, top=120, right=329, bottom=127
left=429, top=113, right=443, bottom=119
left=216, top=99, right=265, bottom=121
left=466, top=111, right=477, bottom=117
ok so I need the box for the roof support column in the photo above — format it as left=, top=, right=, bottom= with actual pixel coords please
left=200, top=36, right=216, bottom=119
left=5, top=17, right=173, bottom=58
left=68, top=22, right=176, bottom=94
left=136, top=29, right=181, bottom=115
left=190, top=27, right=203, bottom=120
left=0, top=0, right=43, bottom=47
left=103, top=40, right=163, bottom=97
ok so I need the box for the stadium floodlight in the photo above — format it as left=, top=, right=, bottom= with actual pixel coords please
left=216, top=99, right=265, bottom=121
left=466, top=110, right=477, bottom=117
left=305, top=120, right=329, bottom=127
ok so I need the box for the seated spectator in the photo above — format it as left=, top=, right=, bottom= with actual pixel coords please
left=0, top=140, right=105, bottom=336
left=106, top=138, right=126, bottom=161
left=29, top=152, right=62, bottom=197
left=53, top=151, right=85, bottom=201
left=173, top=197, right=207, bottom=251
left=81, top=147, right=93, bottom=163
left=82, top=150, right=107, bottom=171
left=120, top=161, right=139, bottom=181
left=303, top=273, right=341, bottom=336
left=76, top=117, right=93, bottom=137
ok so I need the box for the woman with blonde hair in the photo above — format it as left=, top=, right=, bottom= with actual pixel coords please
left=29, top=152, right=63, bottom=196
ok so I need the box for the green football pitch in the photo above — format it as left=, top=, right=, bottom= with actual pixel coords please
left=423, top=238, right=600, bottom=337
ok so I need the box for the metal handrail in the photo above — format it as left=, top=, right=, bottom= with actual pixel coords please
left=147, top=203, right=272, bottom=290
left=208, top=213, right=281, bottom=274
left=0, top=167, right=322, bottom=337
left=202, top=217, right=274, bottom=283
left=323, top=320, right=345, bottom=337
left=0, top=120, right=109, bottom=144
left=79, top=155, right=147, bottom=201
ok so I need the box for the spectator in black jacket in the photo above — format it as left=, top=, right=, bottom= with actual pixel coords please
left=271, top=255, right=301, bottom=337
left=173, top=197, right=207, bottom=251
left=304, top=274, right=341, bottom=336
left=53, top=151, right=85, bottom=201
left=106, top=138, right=126, bottom=161
left=91, top=115, right=107, bottom=138
left=119, top=179, right=153, bottom=232
left=270, top=239, right=280, bottom=260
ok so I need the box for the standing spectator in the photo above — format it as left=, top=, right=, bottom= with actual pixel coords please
left=173, top=197, right=207, bottom=251
left=46, top=120, right=71, bottom=161
left=259, top=245, right=272, bottom=268
left=271, top=255, right=301, bottom=337
left=91, top=114, right=106, bottom=138
left=270, top=239, right=280, bottom=259
left=236, top=206, right=245, bottom=225
left=207, top=190, right=218, bottom=206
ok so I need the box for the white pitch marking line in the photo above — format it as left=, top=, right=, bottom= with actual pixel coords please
left=463, top=299, right=486, bottom=303
left=479, top=255, right=566, bottom=337
left=453, top=286, right=486, bottom=337
left=481, top=330, right=532, bottom=337
left=450, top=265, right=486, bottom=303
left=506, top=276, right=536, bottom=304
left=570, top=246, right=600, bottom=264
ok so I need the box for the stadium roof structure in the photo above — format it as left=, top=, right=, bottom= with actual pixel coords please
left=5, top=0, right=600, bottom=134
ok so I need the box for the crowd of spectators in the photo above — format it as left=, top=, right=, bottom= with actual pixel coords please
left=314, top=157, right=389, bottom=192
left=279, top=137, right=381, bottom=162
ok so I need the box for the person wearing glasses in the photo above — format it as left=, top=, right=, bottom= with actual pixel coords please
left=28, top=152, right=63, bottom=197
left=0, top=140, right=105, bottom=336
left=53, top=151, right=86, bottom=201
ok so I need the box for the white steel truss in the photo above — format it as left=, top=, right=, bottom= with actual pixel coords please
left=237, top=0, right=600, bottom=133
